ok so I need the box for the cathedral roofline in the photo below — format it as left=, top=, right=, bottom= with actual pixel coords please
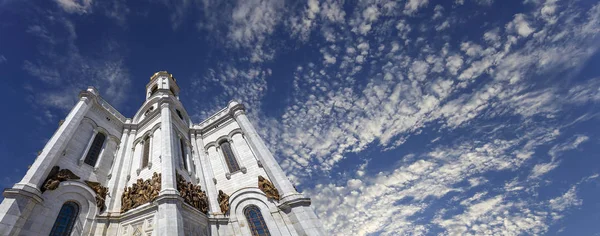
left=79, top=87, right=247, bottom=134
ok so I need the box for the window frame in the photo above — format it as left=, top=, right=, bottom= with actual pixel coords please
left=83, top=132, right=106, bottom=167
left=220, top=141, right=240, bottom=173
left=141, top=135, right=150, bottom=168
left=244, top=205, right=271, bottom=236
left=49, top=201, right=80, bottom=236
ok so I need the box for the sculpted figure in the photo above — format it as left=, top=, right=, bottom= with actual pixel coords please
left=150, top=173, right=161, bottom=201
left=41, top=166, right=80, bottom=192
left=218, top=190, right=230, bottom=214
left=175, top=173, right=209, bottom=213
left=258, top=176, right=280, bottom=201
left=85, top=181, right=108, bottom=212
left=121, top=187, right=131, bottom=212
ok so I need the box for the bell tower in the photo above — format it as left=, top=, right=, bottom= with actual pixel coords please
left=146, top=71, right=180, bottom=100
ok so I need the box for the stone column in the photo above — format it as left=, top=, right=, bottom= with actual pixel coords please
left=193, top=135, right=220, bottom=213
left=107, top=127, right=131, bottom=213
left=230, top=107, right=296, bottom=196
left=0, top=90, right=94, bottom=235
left=156, top=101, right=184, bottom=236
left=230, top=103, right=326, bottom=236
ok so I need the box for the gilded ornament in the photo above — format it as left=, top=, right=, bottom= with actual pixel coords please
left=218, top=190, right=230, bottom=214
left=258, top=175, right=280, bottom=201
left=121, top=172, right=161, bottom=213
left=176, top=173, right=209, bottom=213
left=85, top=181, right=108, bottom=212
left=41, top=166, right=80, bottom=192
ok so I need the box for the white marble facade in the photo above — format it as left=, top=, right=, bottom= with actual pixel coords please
left=0, top=72, right=325, bottom=236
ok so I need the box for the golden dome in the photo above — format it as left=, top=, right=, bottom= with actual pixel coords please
left=150, top=71, right=176, bottom=82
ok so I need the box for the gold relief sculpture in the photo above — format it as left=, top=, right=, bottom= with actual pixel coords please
left=41, top=166, right=80, bottom=192
left=85, top=181, right=108, bottom=212
left=258, top=175, right=280, bottom=201
left=218, top=190, right=230, bottom=214
left=121, top=173, right=161, bottom=213
left=176, top=174, right=209, bottom=214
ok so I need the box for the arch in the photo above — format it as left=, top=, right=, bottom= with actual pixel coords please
left=244, top=205, right=271, bottom=236
left=49, top=201, right=79, bottom=236
left=132, top=123, right=161, bottom=146
left=228, top=128, right=244, bottom=139
left=230, top=189, right=284, bottom=236
left=32, top=181, right=97, bottom=236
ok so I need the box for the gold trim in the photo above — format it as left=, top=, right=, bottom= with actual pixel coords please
left=150, top=71, right=176, bottom=82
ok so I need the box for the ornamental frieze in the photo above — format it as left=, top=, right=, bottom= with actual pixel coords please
left=121, top=172, right=161, bottom=213
left=176, top=173, right=209, bottom=214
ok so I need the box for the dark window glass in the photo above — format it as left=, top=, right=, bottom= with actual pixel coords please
left=244, top=205, right=271, bottom=236
left=142, top=136, right=150, bottom=168
left=180, top=139, right=188, bottom=171
left=84, top=132, right=106, bottom=166
left=176, top=109, right=184, bottom=120
left=220, top=141, right=240, bottom=172
left=49, top=201, right=79, bottom=236
left=150, top=85, right=158, bottom=96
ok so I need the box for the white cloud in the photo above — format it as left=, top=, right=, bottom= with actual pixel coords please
left=404, top=0, right=429, bottom=15
left=23, top=17, right=131, bottom=118
left=0, top=55, right=6, bottom=64
left=54, top=0, right=93, bottom=14
left=507, top=14, right=535, bottom=37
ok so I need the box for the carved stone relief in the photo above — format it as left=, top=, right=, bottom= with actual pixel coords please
left=121, top=172, right=161, bottom=213
left=41, top=166, right=80, bottom=192
left=176, top=173, right=209, bottom=214
left=258, top=175, right=280, bottom=201
left=85, top=180, right=109, bottom=212
left=218, top=190, right=230, bottom=214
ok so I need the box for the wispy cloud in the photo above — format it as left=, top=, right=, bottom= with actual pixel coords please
left=23, top=12, right=131, bottom=121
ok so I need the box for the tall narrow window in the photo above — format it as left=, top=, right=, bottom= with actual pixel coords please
left=244, top=205, right=271, bottom=236
left=49, top=201, right=79, bottom=236
left=142, top=136, right=150, bottom=168
left=84, top=132, right=106, bottom=166
left=220, top=141, right=240, bottom=172
left=180, top=139, right=188, bottom=171
left=150, top=85, right=158, bottom=96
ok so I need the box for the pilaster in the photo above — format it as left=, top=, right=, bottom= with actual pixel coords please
left=193, top=134, right=220, bottom=213
left=157, top=101, right=184, bottom=236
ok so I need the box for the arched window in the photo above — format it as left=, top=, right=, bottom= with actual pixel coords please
left=84, top=132, right=106, bottom=166
left=150, top=85, right=158, bottom=96
left=142, top=136, right=150, bottom=168
left=220, top=141, right=240, bottom=172
left=49, top=201, right=79, bottom=236
left=244, top=205, right=271, bottom=236
left=180, top=139, right=188, bottom=171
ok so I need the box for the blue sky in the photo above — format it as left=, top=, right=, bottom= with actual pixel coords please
left=1, top=0, right=600, bottom=234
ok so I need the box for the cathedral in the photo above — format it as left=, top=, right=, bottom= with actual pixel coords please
left=0, top=71, right=325, bottom=236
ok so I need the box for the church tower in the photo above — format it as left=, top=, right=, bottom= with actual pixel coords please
left=0, top=71, right=325, bottom=236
